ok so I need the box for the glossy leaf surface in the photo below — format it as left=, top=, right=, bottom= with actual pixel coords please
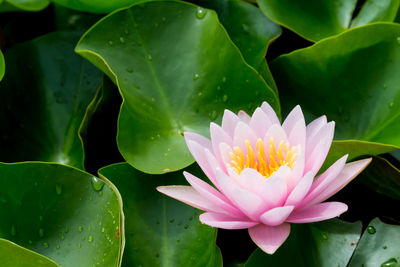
left=349, top=218, right=400, bottom=267
left=0, top=50, right=3, bottom=81
left=0, top=162, right=123, bottom=267
left=257, top=0, right=399, bottom=41
left=0, top=238, right=58, bottom=267
left=271, top=23, right=400, bottom=165
left=51, top=0, right=140, bottom=13
left=76, top=1, right=279, bottom=174
left=99, top=163, right=222, bottom=267
left=0, top=31, right=102, bottom=168
left=0, top=0, right=49, bottom=12
left=245, top=220, right=361, bottom=267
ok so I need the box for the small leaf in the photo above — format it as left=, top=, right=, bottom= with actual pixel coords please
left=352, top=0, right=400, bottom=28
left=0, top=162, right=123, bottom=267
left=349, top=218, right=400, bottom=267
left=76, top=1, right=279, bottom=174
left=245, top=219, right=362, bottom=267
left=99, top=163, right=222, bottom=267
left=0, top=238, right=58, bottom=267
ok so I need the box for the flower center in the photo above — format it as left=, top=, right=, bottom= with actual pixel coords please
left=228, top=138, right=296, bottom=178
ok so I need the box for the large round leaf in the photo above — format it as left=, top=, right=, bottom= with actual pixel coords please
left=0, top=0, right=49, bottom=12
left=0, top=162, right=123, bottom=267
left=76, top=1, right=279, bottom=174
left=51, top=0, right=140, bottom=13
left=0, top=31, right=102, bottom=168
left=349, top=218, right=400, bottom=267
left=98, top=163, right=222, bottom=267
left=257, top=0, right=400, bottom=42
left=245, top=219, right=361, bottom=267
left=271, top=23, right=400, bottom=165
left=0, top=238, right=58, bottom=267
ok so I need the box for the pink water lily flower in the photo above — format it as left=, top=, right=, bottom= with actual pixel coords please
left=157, top=102, right=371, bottom=254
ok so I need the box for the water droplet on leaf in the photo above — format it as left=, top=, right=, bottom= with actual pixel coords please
left=196, top=8, right=207, bottom=19
left=39, top=228, right=44, bottom=238
left=43, top=242, right=49, bottom=248
left=56, top=185, right=62, bottom=195
left=193, top=73, right=199, bottom=80
left=91, top=177, right=104, bottom=191
left=88, top=236, right=94, bottom=242
left=381, top=258, right=398, bottom=267
left=119, top=37, right=125, bottom=44
left=78, top=226, right=83, bottom=232
left=367, top=226, right=376, bottom=234
left=108, top=41, right=113, bottom=46
left=222, top=94, right=228, bottom=102
left=126, top=68, right=133, bottom=73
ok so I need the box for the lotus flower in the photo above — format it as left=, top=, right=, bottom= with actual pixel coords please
left=157, top=102, right=371, bottom=254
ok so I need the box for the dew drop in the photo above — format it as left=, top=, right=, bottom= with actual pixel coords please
left=101, top=227, right=105, bottom=233
left=55, top=185, right=62, bottom=195
left=222, top=76, right=227, bottom=83
left=39, top=228, right=44, bottom=238
left=321, top=233, right=328, bottom=240
left=61, top=235, right=65, bottom=240
left=169, top=219, right=175, bottom=223
left=124, top=29, right=129, bottom=35
left=383, top=245, right=387, bottom=249
left=192, top=73, right=199, bottom=80
left=126, top=68, right=134, bottom=73
left=43, top=242, right=49, bottom=248
left=151, top=98, right=155, bottom=102
left=78, top=243, right=82, bottom=248
left=184, top=225, right=189, bottom=229
left=381, top=258, right=398, bottom=267
left=108, top=41, right=113, bottom=46
left=162, top=17, right=166, bottom=22
left=209, top=110, right=217, bottom=120
left=389, top=102, right=394, bottom=108
left=88, top=236, right=94, bottom=242
left=222, top=94, right=228, bottom=102
left=198, top=92, right=203, bottom=97
left=56, top=245, right=60, bottom=250
left=367, top=226, right=376, bottom=234
left=11, top=225, right=16, bottom=236
left=217, top=85, right=221, bottom=91
left=78, top=226, right=84, bottom=232
left=397, top=37, right=400, bottom=45
left=382, top=84, right=387, bottom=90
left=119, top=37, right=125, bottom=44
left=148, top=54, right=152, bottom=60
left=98, top=191, right=103, bottom=196
left=196, top=8, right=207, bottom=19
left=39, top=215, right=43, bottom=221
left=91, top=177, right=105, bottom=191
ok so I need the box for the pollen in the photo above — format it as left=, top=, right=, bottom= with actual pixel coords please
left=228, top=138, right=296, bottom=178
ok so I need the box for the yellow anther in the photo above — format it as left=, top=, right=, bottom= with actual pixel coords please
left=228, top=138, right=297, bottom=178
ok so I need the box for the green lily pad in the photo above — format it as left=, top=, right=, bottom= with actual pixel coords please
left=0, top=162, right=123, bottom=267
left=356, top=157, right=400, bottom=200
left=0, top=238, right=58, bottom=267
left=76, top=1, right=279, bottom=174
left=0, top=50, right=4, bottom=81
left=271, top=23, right=400, bottom=166
left=51, top=0, right=140, bottom=13
left=257, top=0, right=399, bottom=41
left=98, top=163, right=222, bottom=267
left=245, top=219, right=362, bottom=267
left=349, top=218, right=400, bottom=267
left=0, top=0, right=49, bottom=12
left=0, top=31, right=102, bottom=168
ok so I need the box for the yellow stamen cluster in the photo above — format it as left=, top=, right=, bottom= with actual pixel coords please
left=228, top=138, right=296, bottom=178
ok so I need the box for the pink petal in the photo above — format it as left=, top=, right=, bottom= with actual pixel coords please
left=199, top=212, right=258, bottom=229
left=306, top=115, right=327, bottom=142
left=183, top=172, right=245, bottom=217
left=249, top=107, right=273, bottom=138
left=222, top=109, right=241, bottom=137
left=215, top=169, right=267, bottom=221
left=186, top=140, right=217, bottom=184
left=286, top=144, right=305, bottom=191
left=260, top=206, right=294, bottom=226
left=236, top=168, right=267, bottom=194
left=233, top=121, right=258, bottom=152
left=156, top=186, right=225, bottom=213
left=261, top=102, right=280, bottom=125
left=210, top=123, right=232, bottom=170
left=219, top=142, right=233, bottom=167
left=307, top=158, right=372, bottom=206
left=259, top=167, right=289, bottom=208
left=263, top=124, right=288, bottom=146
left=282, top=105, right=306, bottom=147
left=304, top=122, right=335, bottom=174
left=238, top=110, right=251, bottom=123
left=301, top=155, right=348, bottom=207
left=184, top=132, right=212, bottom=151
left=285, top=170, right=315, bottom=206
left=287, top=202, right=348, bottom=223
left=248, top=223, right=291, bottom=254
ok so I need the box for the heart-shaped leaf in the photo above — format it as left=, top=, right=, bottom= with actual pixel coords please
left=0, top=238, right=58, bottom=267
left=245, top=219, right=362, bottom=267
left=349, top=218, right=400, bottom=267
left=0, top=162, right=123, bottom=267
left=257, top=0, right=399, bottom=41
left=76, top=1, right=279, bottom=174
left=0, top=31, right=102, bottom=168
left=0, top=0, right=49, bottom=12
left=271, top=23, right=400, bottom=165
left=51, top=0, right=140, bottom=13
left=98, top=163, right=222, bottom=267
